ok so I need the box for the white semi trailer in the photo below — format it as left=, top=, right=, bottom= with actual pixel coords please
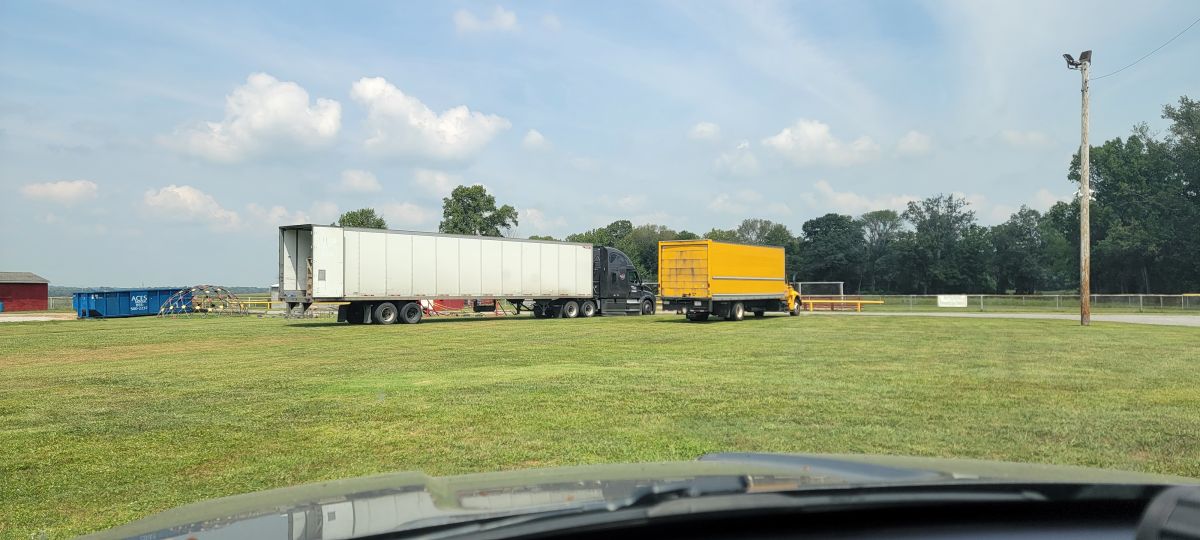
left=279, top=225, right=657, bottom=324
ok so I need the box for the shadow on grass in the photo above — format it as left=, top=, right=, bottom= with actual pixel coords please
left=284, top=315, right=545, bottom=328
left=651, top=314, right=793, bottom=324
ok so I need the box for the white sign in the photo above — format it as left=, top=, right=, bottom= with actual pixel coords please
left=937, top=295, right=969, bottom=308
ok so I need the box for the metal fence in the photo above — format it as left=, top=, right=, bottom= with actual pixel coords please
left=799, top=294, right=1200, bottom=313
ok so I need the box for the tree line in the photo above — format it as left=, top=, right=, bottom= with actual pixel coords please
left=336, top=96, right=1198, bottom=294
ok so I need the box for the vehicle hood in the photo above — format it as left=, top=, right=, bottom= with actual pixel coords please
left=83, top=452, right=1198, bottom=540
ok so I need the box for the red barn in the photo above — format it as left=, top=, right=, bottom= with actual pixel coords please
left=0, top=272, right=49, bottom=312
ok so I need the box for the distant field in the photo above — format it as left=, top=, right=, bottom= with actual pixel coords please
left=2, top=314, right=1198, bottom=538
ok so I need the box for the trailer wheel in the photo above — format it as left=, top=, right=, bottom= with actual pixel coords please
left=641, top=298, right=655, bottom=315
left=532, top=304, right=545, bottom=318
left=580, top=300, right=597, bottom=317
left=373, top=302, right=399, bottom=325
left=562, top=301, right=580, bottom=318
left=727, top=302, right=745, bottom=321
left=399, top=302, right=423, bottom=324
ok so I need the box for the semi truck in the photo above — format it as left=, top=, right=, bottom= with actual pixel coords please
left=658, top=239, right=800, bottom=321
left=278, top=225, right=656, bottom=324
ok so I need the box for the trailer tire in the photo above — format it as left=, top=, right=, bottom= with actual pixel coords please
left=727, top=302, right=745, bottom=321
left=641, top=298, right=655, bottom=315
left=562, top=301, right=580, bottom=318
left=532, top=304, right=545, bottom=318
left=373, top=302, right=399, bottom=325
left=399, top=302, right=423, bottom=324
left=580, top=300, right=596, bottom=317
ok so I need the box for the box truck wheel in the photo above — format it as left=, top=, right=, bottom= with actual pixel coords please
left=562, top=301, right=579, bottom=318
left=726, top=302, right=745, bottom=321
left=580, top=300, right=596, bottom=317
left=399, top=302, right=423, bottom=324
left=790, top=302, right=801, bottom=316
left=641, top=298, right=655, bottom=315
left=373, top=302, right=399, bottom=325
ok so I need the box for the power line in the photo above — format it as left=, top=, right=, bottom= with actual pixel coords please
left=1093, top=14, right=1200, bottom=80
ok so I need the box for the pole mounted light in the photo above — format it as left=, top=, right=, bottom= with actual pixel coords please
left=1064, top=49, right=1092, bottom=326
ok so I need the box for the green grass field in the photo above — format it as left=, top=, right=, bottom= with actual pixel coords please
left=2, top=314, right=1198, bottom=538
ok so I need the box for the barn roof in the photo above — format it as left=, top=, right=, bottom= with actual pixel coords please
left=0, top=272, right=50, bottom=284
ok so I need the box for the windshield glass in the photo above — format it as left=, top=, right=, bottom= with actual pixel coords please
left=2, top=2, right=1199, bottom=539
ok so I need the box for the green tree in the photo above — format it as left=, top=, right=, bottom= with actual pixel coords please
left=438, top=185, right=519, bottom=236
left=797, top=213, right=865, bottom=292
left=991, top=206, right=1045, bottom=293
left=675, top=230, right=700, bottom=240
left=703, top=228, right=740, bottom=242
left=565, top=220, right=633, bottom=246
left=333, top=208, right=387, bottom=229
left=901, top=194, right=984, bottom=294
left=859, top=210, right=904, bottom=292
left=616, top=224, right=680, bottom=279
left=1038, top=202, right=1077, bottom=291
left=528, top=235, right=557, bottom=241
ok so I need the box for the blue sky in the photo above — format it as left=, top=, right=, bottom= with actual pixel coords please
left=2, top=0, right=1198, bottom=286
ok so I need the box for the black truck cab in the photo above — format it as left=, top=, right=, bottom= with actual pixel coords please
left=593, top=246, right=656, bottom=315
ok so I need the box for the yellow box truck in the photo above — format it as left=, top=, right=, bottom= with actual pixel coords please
left=658, top=239, right=800, bottom=321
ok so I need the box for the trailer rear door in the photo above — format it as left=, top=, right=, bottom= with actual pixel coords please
left=659, top=241, right=710, bottom=298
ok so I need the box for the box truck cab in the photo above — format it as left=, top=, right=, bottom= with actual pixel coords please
left=279, top=225, right=655, bottom=324
left=658, top=239, right=801, bottom=321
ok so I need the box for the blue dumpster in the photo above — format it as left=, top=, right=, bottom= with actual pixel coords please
left=0, top=300, right=5, bottom=313
left=72, top=288, right=190, bottom=318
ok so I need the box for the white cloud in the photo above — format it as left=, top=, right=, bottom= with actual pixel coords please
left=541, top=14, right=561, bottom=31
left=246, top=203, right=310, bottom=226
left=411, top=168, right=459, bottom=198
left=600, top=195, right=646, bottom=212
left=336, top=169, right=382, bottom=193
left=521, top=208, right=566, bottom=231
left=454, top=6, right=519, bottom=33
left=246, top=201, right=339, bottom=226
left=381, top=202, right=432, bottom=227
left=143, top=185, right=241, bottom=231
left=688, top=121, right=720, bottom=140
left=762, top=119, right=879, bottom=166
left=522, top=129, right=548, bottom=149
left=707, top=189, right=788, bottom=216
left=1032, top=188, right=1070, bottom=210
left=20, top=180, right=98, bottom=205
left=1000, top=129, right=1051, bottom=147
left=714, top=140, right=759, bottom=176
left=808, top=180, right=918, bottom=215
left=351, top=76, right=511, bottom=160
left=165, top=73, right=340, bottom=162
left=896, top=130, right=933, bottom=156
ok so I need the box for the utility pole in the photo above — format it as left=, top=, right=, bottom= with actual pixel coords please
left=1064, top=50, right=1092, bottom=326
